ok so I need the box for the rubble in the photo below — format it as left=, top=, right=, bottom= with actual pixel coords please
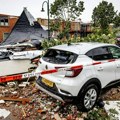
left=0, top=109, right=10, bottom=119
left=18, top=82, right=30, bottom=87
left=0, top=100, right=5, bottom=104
left=101, top=86, right=120, bottom=100
left=0, top=97, right=31, bottom=104
left=104, top=101, right=120, bottom=120
left=7, top=82, right=16, bottom=87
left=54, top=113, right=61, bottom=120
left=0, top=79, right=119, bottom=119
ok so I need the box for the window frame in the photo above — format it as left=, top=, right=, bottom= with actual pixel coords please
left=86, top=46, right=113, bottom=61
left=0, top=17, right=9, bottom=26
left=108, top=46, right=120, bottom=59
left=43, top=49, right=78, bottom=64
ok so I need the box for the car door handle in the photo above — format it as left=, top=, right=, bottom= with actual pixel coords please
left=97, top=67, right=103, bottom=71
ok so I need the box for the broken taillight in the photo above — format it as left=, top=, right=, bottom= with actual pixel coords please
left=65, top=65, right=83, bottom=77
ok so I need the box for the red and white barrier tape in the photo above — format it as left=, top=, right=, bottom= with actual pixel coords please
left=0, top=59, right=116, bottom=83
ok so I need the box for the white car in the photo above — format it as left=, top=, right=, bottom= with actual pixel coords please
left=36, top=42, right=120, bottom=111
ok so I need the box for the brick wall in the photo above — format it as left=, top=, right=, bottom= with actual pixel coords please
left=0, top=15, right=18, bottom=42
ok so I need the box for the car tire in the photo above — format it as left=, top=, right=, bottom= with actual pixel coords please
left=77, top=84, right=99, bottom=112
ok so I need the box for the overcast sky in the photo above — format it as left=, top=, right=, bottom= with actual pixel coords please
left=0, top=0, right=120, bottom=22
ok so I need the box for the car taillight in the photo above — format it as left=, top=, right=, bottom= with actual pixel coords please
left=65, top=65, right=83, bottom=77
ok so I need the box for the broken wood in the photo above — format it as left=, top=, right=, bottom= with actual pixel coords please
left=37, top=109, right=47, bottom=114
left=0, top=97, right=31, bottom=104
left=22, top=107, right=26, bottom=117
left=54, top=113, right=62, bottom=120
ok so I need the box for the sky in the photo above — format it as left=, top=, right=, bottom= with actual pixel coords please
left=0, top=0, right=120, bottom=22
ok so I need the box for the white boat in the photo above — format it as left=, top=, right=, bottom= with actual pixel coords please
left=0, top=49, right=42, bottom=77
left=10, top=50, right=43, bottom=60
left=0, top=59, right=34, bottom=76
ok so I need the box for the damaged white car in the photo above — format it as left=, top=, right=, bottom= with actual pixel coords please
left=36, top=42, right=120, bottom=111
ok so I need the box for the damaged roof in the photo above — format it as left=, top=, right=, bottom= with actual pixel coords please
left=1, top=7, right=48, bottom=45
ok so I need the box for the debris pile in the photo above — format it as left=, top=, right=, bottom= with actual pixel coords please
left=0, top=79, right=87, bottom=120
left=0, top=79, right=119, bottom=120
left=102, top=85, right=120, bottom=100
left=104, top=101, right=120, bottom=120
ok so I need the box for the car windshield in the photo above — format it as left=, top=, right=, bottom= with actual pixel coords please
left=43, top=49, right=78, bottom=64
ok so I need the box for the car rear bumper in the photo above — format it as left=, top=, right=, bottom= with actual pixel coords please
left=36, top=77, right=77, bottom=102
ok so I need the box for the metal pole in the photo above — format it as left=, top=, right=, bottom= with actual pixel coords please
left=48, top=0, right=50, bottom=40
left=41, top=0, right=50, bottom=40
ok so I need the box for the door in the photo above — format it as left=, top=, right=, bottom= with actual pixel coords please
left=86, top=46, right=116, bottom=87
left=108, top=46, right=120, bottom=80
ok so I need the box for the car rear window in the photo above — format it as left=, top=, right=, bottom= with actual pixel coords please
left=43, top=49, right=78, bottom=64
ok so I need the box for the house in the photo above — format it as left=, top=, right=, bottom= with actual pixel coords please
left=1, top=7, right=48, bottom=45
left=0, top=14, right=18, bottom=42
left=37, top=18, right=92, bottom=38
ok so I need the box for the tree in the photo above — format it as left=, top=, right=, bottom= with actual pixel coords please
left=114, top=12, right=120, bottom=27
left=50, top=0, right=84, bottom=39
left=92, top=1, right=116, bottom=33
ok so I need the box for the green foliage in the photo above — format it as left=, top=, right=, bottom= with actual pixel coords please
left=41, top=39, right=64, bottom=50
left=81, top=32, right=116, bottom=44
left=41, top=27, right=119, bottom=50
left=114, top=12, right=120, bottom=27
left=50, top=0, right=84, bottom=38
left=92, top=1, right=116, bottom=33
left=109, top=108, right=119, bottom=115
left=50, top=0, right=84, bottom=20
left=41, top=30, right=116, bottom=50
left=57, top=21, right=71, bottom=39
left=50, top=20, right=61, bottom=31
left=84, top=108, right=110, bottom=120
left=108, top=108, right=119, bottom=120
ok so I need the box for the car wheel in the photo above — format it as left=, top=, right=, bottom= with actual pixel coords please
left=77, top=84, right=99, bottom=112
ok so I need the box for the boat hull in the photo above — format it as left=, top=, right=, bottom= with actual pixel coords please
left=0, top=59, right=35, bottom=76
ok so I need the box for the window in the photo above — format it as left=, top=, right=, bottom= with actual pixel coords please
left=43, top=49, right=78, bottom=64
left=0, top=17, right=9, bottom=26
left=108, top=46, right=120, bottom=59
left=81, top=24, right=87, bottom=31
left=86, top=47, right=113, bottom=61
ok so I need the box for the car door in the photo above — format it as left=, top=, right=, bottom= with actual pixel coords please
left=86, top=46, right=116, bottom=87
left=108, top=46, right=120, bottom=80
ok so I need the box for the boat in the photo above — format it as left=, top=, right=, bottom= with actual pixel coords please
left=0, top=43, right=43, bottom=77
